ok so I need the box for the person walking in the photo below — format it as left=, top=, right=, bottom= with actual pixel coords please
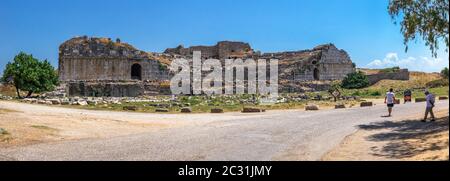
left=384, top=88, right=396, bottom=117
left=422, top=90, right=436, bottom=122
left=403, top=89, right=412, bottom=103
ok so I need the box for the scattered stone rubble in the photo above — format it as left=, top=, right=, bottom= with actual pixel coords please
left=305, top=104, right=319, bottom=111
left=0, top=94, right=13, bottom=100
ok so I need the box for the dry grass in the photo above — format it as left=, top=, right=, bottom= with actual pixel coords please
left=341, top=71, right=448, bottom=98
left=0, top=84, right=17, bottom=97
left=358, top=68, right=382, bottom=75
left=0, top=101, right=175, bottom=148
left=30, top=125, right=58, bottom=131
left=370, top=71, right=442, bottom=90
left=0, top=108, right=19, bottom=114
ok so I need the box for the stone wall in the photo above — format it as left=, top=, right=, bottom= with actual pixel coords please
left=367, top=69, right=410, bottom=85
left=67, top=81, right=143, bottom=97
left=59, top=58, right=169, bottom=81
left=66, top=80, right=171, bottom=97
left=59, top=36, right=170, bottom=82
left=59, top=36, right=357, bottom=96
left=164, top=41, right=253, bottom=59
left=271, top=44, right=354, bottom=81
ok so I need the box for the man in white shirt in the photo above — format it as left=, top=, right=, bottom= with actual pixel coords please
left=384, top=88, right=396, bottom=117
left=422, top=90, right=436, bottom=122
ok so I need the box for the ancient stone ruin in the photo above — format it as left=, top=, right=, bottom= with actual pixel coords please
left=164, top=41, right=254, bottom=60
left=59, top=36, right=171, bottom=97
left=271, top=44, right=354, bottom=81
left=366, top=69, right=410, bottom=85
left=59, top=36, right=355, bottom=97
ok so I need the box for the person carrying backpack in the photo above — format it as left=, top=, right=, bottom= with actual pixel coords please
left=403, top=89, right=412, bottom=103
left=422, top=90, right=436, bottom=122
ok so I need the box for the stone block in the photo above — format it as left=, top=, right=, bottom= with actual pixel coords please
left=180, top=107, right=192, bottom=113
left=211, top=108, right=224, bottom=113
left=77, top=100, right=88, bottom=106
left=334, top=104, right=346, bottom=109
left=242, top=107, right=265, bottom=113
left=155, top=108, right=169, bottom=112
left=415, top=98, right=426, bottom=102
left=123, top=106, right=138, bottom=111
left=305, top=104, right=319, bottom=111
left=360, top=102, right=373, bottom=107
left=439, top=96, right=448, bottom=100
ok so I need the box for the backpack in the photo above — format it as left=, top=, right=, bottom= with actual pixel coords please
left=429, top=94, right=435, bottom=106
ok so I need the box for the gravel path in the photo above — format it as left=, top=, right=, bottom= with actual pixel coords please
left=0, top=100, right=448, bottom=161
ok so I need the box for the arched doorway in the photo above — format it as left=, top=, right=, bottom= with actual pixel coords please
left=131, top=63, right=142, bottom=80
left=313, top=68, right=320, bottom=80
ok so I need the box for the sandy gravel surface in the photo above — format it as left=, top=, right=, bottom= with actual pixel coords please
left=322, top=110, right=449, bottom=161
left=0, top=100, right=448, bottom=161
left=0, top=100, right=289, bottom=147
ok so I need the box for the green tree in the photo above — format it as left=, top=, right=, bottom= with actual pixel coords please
left=328, top=82, right=342, bottom=102
left=1, top=52, right=59, bottom=98
left=441, top=67, right=449, bottom=79
left=341, top=71, right=370, bottom=89
left=388, top=0, right=449, bottom=57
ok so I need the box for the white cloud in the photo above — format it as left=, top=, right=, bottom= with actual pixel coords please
left=366, top=52, right=448, bottom=72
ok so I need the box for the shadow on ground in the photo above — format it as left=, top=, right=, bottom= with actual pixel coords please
left=357, top=114, right=449, bottom=159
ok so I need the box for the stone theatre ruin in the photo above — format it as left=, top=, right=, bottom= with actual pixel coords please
left=58, top=36, right=355, bottom=97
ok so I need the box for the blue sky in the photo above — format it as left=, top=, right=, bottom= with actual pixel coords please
left=0, top=0, right=448, bottom=74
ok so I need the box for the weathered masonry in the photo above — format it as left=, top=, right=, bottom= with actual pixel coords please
left=164, top=41, right=254, bottom=59
left=264, top=44, right=355, bottom=82
left=59, top=36, right=356, bottom=96
left=59, top=36, right=170, bottom=81
left=59, top=36, right=170, bottom=97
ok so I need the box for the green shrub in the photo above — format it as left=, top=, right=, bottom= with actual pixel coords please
left=441, top=67, right=449, bottom=79
left=341, top=71, right=370, bottom=89
left=351, top=90, right=361, bottom=96
left=370, top=90, right=382, bottom=96
left=426, top=79, right=449, bottom=88
left=379, top=66, right=400, bottom=73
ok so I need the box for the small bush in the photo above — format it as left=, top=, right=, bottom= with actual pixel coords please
left=341, top=71, right=370, bottom=89
left=441, top=67, right=449, bottom=79
left=379, top=66, right=400, bottom=73
left=351, top=90, right=361, bottom=96
left=370, top=90, right=382, bottom=96
left=0, top=128, right=8, bottom=135
left=426, top=79, right=449, bottom=88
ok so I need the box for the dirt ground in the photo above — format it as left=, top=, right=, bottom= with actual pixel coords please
left=0, top=99, right=359, bottom=149
left=2, top=99, right=448, bottom=161
left=322, top=109, right=449, bottom=161
left=0, top=102, right=178, bottom=148
left=0, top=100, right=275, bottom=148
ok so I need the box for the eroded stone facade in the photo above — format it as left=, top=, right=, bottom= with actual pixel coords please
left=261, top=44, right=354, bottom=82
left=59, top=36, right=355, bottom=96
left=164, top=41, right=254, bottom=59
left=59, top=36, right=170, bottom=81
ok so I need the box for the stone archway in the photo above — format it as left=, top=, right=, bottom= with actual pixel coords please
left=313, top=68, right=320, bottom=80
left=131, top=63, right=142, bottom=80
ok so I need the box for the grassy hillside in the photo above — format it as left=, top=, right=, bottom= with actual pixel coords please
left=341, top=71, right=448, bottom=98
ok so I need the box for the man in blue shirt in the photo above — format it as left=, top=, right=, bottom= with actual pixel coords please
left=422, top=90, right=436, bottom=122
